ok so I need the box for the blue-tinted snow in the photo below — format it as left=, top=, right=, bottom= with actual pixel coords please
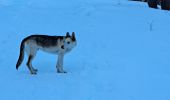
left=0, top=0, right=170, bottom=100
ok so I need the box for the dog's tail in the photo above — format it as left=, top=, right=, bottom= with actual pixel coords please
left=16, top=39, right=26, bottom=70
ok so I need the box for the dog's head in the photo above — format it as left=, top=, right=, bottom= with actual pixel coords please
left=64, top=32, right=77, bottom=49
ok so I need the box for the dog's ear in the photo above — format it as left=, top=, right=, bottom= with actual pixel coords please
left=72, top=32, right=76, bottom=41
left=66, top=32, right=70, bottom=37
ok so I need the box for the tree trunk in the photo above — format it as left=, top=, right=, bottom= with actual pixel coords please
left=147, top=0, right=159, bottom=8
left=161, top=0, right=170, bottom=10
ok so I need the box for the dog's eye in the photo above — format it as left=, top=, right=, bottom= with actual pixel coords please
left=67, top=42, right=70, bottom=44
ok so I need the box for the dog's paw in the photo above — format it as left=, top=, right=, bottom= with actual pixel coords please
left=30, top=71, right=37, bottom=75
left=57, top=70, right=67, bottom=73
left=33, top=69, right=38, bottom=72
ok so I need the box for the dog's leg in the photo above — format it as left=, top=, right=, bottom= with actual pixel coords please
left=26, top=55, right=37, bottom=74
left=57, top=54, right=66, bottom=73
left=25, top=43, right=38, bottom=74
left=27, top=55, right=38, bottom=72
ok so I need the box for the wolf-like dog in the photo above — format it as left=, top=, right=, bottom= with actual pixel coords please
left=16, top=32, right=77, bottom=74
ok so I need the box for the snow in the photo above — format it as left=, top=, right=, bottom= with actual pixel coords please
left=0, top=0, right=170, bottom=100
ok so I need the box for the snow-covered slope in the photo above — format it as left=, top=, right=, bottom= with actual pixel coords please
left=0, top=0, right=170, bottom=100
